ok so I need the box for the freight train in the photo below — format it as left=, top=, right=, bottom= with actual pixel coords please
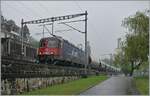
left=37, top=36, right=87, bottom=67
left=1, top=36, right=89, bottom=68
left=1, top=36, right=120, bottom=73
left=1, top=36, right=101, bottom=69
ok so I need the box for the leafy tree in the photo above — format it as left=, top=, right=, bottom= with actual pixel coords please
left=114, top=10, right=149, bottom=76
left=1, top=17, right=20, bottom=33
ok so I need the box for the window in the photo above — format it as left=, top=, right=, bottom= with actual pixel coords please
left=40, top=38, right=60, bottom=48
left=48, top=40, right=58, bottom=48
left=40, top=39, right=48, bottom=47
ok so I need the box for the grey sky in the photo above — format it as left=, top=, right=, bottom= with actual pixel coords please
left=1, top=1, right=149, bottom=61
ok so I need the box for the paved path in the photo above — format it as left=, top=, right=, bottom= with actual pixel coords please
left=80, top=76, right=138, bottom=95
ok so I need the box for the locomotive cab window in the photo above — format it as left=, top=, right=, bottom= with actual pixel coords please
left=40, top=38, right=60, bottom=48
left=48, top=39, right=60, bottom=48
left=40, top=39, right=48, bottom=47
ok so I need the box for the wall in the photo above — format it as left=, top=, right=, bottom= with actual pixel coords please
left=1, top=76, right=80, bottom=95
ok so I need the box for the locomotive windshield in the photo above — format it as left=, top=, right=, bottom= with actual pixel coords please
left=40, top=38, right=60, bottom=48
left=48, top=40, right=58, bottom=48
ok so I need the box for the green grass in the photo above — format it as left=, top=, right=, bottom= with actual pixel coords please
left=23, top=75, right=108, bottom=95
left=134, top=76, right=149, bottom=95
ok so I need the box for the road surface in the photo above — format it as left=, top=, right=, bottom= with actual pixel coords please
left=80, top=75, right=139, bottom=95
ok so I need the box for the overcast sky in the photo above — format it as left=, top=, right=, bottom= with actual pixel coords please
left=1, top=1, right=149, bottom=61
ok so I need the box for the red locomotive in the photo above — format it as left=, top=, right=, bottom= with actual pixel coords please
left=37, top=36, right=85, bottom=67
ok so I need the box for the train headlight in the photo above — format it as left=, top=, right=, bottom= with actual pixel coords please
left=50, top=52, right=54, bottom=54
left=44, top=52, right=49, bottom=54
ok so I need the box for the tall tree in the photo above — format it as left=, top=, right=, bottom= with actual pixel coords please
left=116, top=11, right=149, bottom=75
left=121, top=10, right=149, bottom=76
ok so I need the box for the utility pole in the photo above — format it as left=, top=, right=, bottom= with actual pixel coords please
left=42, top=24, right=45, bottom=38
left=84, top=11, right=88, bottom=77
left=52, top=22, right=54, bottom=35
left=21, top=19, right=24, bottom=57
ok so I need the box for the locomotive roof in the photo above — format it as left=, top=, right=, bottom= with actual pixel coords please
left=41, top=36, right=62, bottom=40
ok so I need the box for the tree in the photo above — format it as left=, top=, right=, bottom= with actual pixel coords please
left=6, top=20, right=16, bottom=32
left=114, top=10, right=149, bottom=76
left=121, top=10, right=149, bottom=76
left=1, top=17, right=20, bottom=33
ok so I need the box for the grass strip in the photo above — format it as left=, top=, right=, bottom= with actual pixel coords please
left=23, top=75, right=108, bottom=95
left=134, top=76, right=149, bottom=95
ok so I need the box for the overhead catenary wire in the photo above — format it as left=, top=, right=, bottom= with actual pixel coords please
left=3, top=2, right=42, bottom=24
left=74, top=0, right=84, bottom=12
left=19, top=1, right=43, bottom=19
left=60, top=23, right=85, bottom=34
left=73, top=1, right=102, bottom=61
left=2, top=2, right=31, bottom=20
left=39, top=2, right=85, bottom=38
left=73, top=1, right=99, bottom=37
left=35, top=29, right=73, bottom=35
